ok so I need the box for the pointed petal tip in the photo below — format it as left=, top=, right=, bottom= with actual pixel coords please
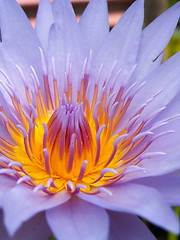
left=134, top=0, right=145, bottom=7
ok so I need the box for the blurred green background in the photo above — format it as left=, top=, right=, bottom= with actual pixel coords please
left=168, top=0, right=180, bottom=58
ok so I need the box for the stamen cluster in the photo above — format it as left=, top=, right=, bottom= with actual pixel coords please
left=0, top=49, right=176, bottom=195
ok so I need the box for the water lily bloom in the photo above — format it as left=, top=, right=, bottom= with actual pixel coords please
left=0, top=0, right=180, bottom=239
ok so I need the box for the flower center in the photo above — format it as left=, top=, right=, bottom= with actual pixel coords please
left=0, top=52, right=169, bottom=195
left=46, top=100, right=93, bottom=178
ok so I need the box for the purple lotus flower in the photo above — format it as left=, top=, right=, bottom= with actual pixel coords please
left=0, top=0, right=180, bottom=239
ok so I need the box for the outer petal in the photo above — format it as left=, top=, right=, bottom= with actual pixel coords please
left=134, top=2, right=180, bottom=82
left=124, top=119, right=180, bottom=179
left=35, top=0, right=54, bottom=54
left=132, top=174, right=180, bottom=206
left=132, top=93, right=180, bottom=178
left=0, top=44, right=31, bottom=109
left=2, top=184, right=70, bottom=236
left=108, top=211, right=156, bottom=240
left=51, top=0, right=86, bottom=68
left=147, top=93, right=180, bottom=153
left=117, top=90, right=180, bottom=182
left=88, top=0, right=144, bottom=90
left=142, top=91, right=180, bottom=146
left=46, top=197, right=109, bottom=240
left=124, top=153, right=180, bottom=182
left=128, top=52, right=180, bottom=124
left=0, top=105, right=21, bottom=141
left=0, top=175, right=16, bottom=207
left=141, top=121, right=180, bottom=174
left=52, top=0, right=75, bottom=23
left=48, top=0, right=86, bottom=100
left=79, top=0, right=109, bottom=52
left=0, top=0, right=43, bottom=85
left=78, top=183, right=179, bottom=234
left=0, top=211, right=51, bottom=240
